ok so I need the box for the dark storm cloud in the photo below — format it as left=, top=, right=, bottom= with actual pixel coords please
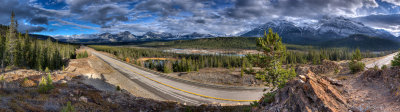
left=0, top=0, right=67, bottom=33
left=355, top=14, right=400, bottom=34
left=135, top=0, right=212, bottom=17
left=224, top=0, right=378, bottom=19
left=65, top=0, right=132, bottom=27
left=30, top=17, right=49, bottom=25
left=195, top=19, right=206, bottom=24
left=356, top=14, right=400, bottom=26
left=18, top=24, right=47, bottom=32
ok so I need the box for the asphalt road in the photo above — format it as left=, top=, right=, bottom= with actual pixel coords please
left=366, top=52, right=398, bottom=69
left=91, top=51, right=266, bottom=105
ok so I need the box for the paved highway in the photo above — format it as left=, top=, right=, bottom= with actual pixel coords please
left=366, top=52, right=398, bottom=69
left=91, top=51, right=266, bottom=105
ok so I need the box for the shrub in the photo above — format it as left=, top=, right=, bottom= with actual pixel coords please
left=381, top=65, right=388, bottom=69
left=392, top=52, right=400, bottom=67
left=61, top=101, right=75, bottom=112
left=38, top=70, right=54, bottom=94
left=262, top=92, right=276, bottom=104
left=349, top=61, right=365, bottom=73
left=373, top=65, right=379, bottom=70
left=38, top=76, right=48, bottom=94
left=250, top=101, right=259, bottom=107
left=76, top=50, right=89, bottom=59
left=116, top=85, right=121, bottom=91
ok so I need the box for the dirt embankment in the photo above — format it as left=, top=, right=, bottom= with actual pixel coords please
left=343, top=67, right=400, bottom=112
left=256, top=60, right=400, bottom=112
left=168, top=68, right=265, bottom=87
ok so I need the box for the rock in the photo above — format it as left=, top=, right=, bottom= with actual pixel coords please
left=79, top=96, right=88, bottom=103
left=58, top=80, right=67, bottom=84
left=299, top=75, right=306, bottom=82
left=260, top=71, right=349, bottom=112
left=64, top=76, right=72, bottom=81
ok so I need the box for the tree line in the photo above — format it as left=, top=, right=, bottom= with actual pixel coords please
left=89, top=44, right=392, bottom=74
left=89, top=45, right=242, bottom=73
left=0, top=12, right=77, bottom=72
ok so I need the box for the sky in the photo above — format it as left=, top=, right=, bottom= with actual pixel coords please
left=2, top=0, right=400, bottom=37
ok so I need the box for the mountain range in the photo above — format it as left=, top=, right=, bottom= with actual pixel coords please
left=241, top=16, right=398, bottom=44
left=55, top=16, right=399, bottom=45
left=57, top=31, right=215, bottom=43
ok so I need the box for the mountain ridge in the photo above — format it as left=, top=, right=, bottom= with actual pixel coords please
left=57, top=31, right=215, bottom=43
left=241, top=16, right=398, bottom=44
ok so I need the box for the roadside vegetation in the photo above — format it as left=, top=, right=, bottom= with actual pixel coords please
left=76, top=50, right=89, bottom=59
left=391, top=51, right=400, bottom=67
left=349, top=48, right=365, bottom=73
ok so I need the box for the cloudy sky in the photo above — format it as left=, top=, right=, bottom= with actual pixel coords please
left=2, top=0, right=400, bottom=36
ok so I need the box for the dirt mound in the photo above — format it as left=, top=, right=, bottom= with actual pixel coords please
left=259, top=71, right=349, bottom=112
left=342, top=67, right=400, bottom=112
left=297, top=60, right=341, bottom=76
left=361, top=67, right=400, bottom=100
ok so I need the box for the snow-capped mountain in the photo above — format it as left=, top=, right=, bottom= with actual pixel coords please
left=141, top=32, right=175, bottom=40
left=179, top=32, right=214, bottom=39
left=57, top=31, right=215, bottom=43
left=99, top=31, right=137, bottom=42
left=241, top=16, right=397, bottom=44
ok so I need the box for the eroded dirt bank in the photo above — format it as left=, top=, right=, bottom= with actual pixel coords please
left=256, top=60, right=400, bottom=112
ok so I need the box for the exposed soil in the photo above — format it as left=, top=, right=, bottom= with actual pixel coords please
left=257, top=59, right=400, bottom=112
left=342, top=67, right=400, bottom=112
left=168, top=68, right=265, bottom=87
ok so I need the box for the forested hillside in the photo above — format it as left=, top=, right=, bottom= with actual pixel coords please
left=139, top=36, right=400, bottom=51
left=319, top=34, right=400, bottom=51
left=140, top=37, right=257, bottom=49
left=0, top=12, right=77, bottom=71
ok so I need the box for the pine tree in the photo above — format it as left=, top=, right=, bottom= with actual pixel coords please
left=163, top=61, right=173, bottom=73
left=349, top=48, right=365, bottom=73
left=391, top=52, right=400, bottom=67
left=352, top=48, right=362, bottom=61
left=7, top=11, right=17, bottom=67
left=23, top=31, right=31, bottom=67
left=255, top=29, right=296, bottom=88
left=0, top=34, right=6, bottom=74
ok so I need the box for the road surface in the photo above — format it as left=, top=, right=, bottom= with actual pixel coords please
left=91, top=51, right=266, bottom=105
left=366, top=52, right=398, bottom=69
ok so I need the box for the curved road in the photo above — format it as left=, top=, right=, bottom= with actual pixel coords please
left=91, top=51, right=266, bottom=105
left=366, top=52, right=398, bottom=69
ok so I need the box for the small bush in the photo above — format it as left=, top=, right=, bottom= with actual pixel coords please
left=76, top=50, right=89, bottom=59
left=392, top=52, right=400, bottom=67
left=349, top=61, right=365, bottom=73
left=116, top=85, right=121, bottom=91
left=61, top=101, right=75, bottom=112
left=263, top=92, right=276, bottom=104
left=1, top=75, right=5, bottom=81
left=38, top=70, right=54, bottom=94
left=250, top=101, right=259, bottom=107
left=373, top=65, right=379, bottom=70
left=381, top=65, right=388, bottom=69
